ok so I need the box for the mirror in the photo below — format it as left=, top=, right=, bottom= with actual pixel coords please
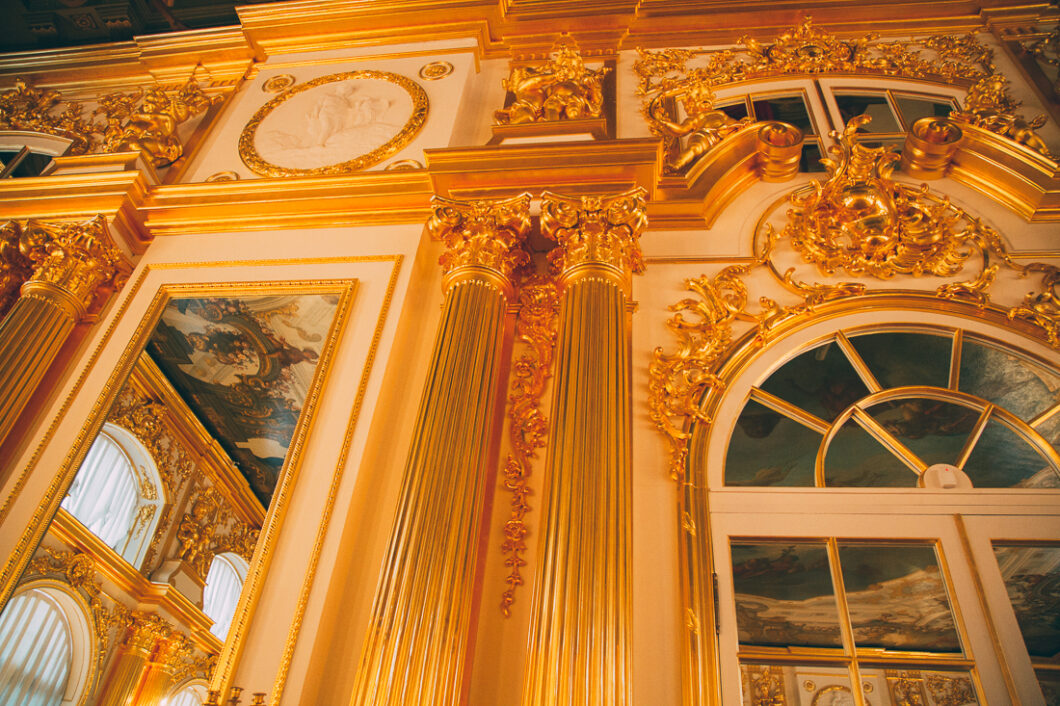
left=0, top=284, right=351, bottom=706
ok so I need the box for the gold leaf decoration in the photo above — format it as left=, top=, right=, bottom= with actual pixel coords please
left=494, top=38, right=609, bottom=125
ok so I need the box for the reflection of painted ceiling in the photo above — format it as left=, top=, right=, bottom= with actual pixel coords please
left=147, top=294, right=339, bottom=505
left=733, top=542, right=961, bottom=654
left=994, top=545, right=1060, bottom=659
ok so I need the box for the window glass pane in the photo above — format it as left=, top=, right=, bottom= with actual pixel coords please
left=825, top=417, right=913, bottom=487
left=740, top=663, right=854, bottom=703
left=731, top=542, right=843, bottom=649
left=838, top=543, right=962, bottom=653
left=751, top=95, right=815, bottom=134
left=1039, top=412, right=1060, bottom=448
left=894, top=94, right=955, bottom=127
left=0, top=590, right=72, bottom=706
left=800, top=142, right=827, bottom=173
left=11, top=153, right=51, bottom=178
left=992, top=545, right=1060, bottom=659
left=759, top=339, right=869, bottom=423
left=716, top=100, right=748, bottom=122
left=963, top=418, right=1060, bottom=488
left=848, top=331, right=952, bottom=390
left=834, top=93, right=901, bottom=133
left=959, top=340, right=1060, bottom=423
left=864, top=398, right=978, bottom=468
left=1039, top=670, right=1060, bottom=706
left=726, top=400, right=819, bottom=486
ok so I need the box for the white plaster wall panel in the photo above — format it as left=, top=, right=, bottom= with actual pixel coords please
left=182, top=49, right=475, bottom=182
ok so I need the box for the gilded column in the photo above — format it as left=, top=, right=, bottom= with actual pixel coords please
left=521, top=188, right=647, bottom=706
left=352, top=194, right=531, bottom=705
left=134, top=632, right=191, bottom=705
left=0, top=216, right=126, bottom=450
left=98, top=612, right=170, bottom=706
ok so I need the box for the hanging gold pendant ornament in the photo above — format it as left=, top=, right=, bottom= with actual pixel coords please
left=238, top=70, right=429, bottom=177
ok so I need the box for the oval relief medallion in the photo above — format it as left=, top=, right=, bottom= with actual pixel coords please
left=239, top=70, right=429, bottom=177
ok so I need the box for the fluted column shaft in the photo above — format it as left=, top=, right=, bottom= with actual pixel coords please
left=98, top=613, right=170, bottom=706
left=352, top=194, right=532, bottom=706
left=522, top=188, right=647, bottom=706
left=0, top=216, right=126, bottom=451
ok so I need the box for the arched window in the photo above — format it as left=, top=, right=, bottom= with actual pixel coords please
left=202, top=553, right=248, bottom=641
left=164, top=681, right=207, bottom=706
left=0, top=585, right=94, bottom=706
left=61, top=424, right=164, bottom=569
left=690, top=316, right=1060, bottom=704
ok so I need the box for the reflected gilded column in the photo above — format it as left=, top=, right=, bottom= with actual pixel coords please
left=98, top=612, right=170, bottom=706
left=521, top=188, right=647, bottom=706
left=0, top=216, right=126, bottom=450
left=352, top=193, right=531, bottom=705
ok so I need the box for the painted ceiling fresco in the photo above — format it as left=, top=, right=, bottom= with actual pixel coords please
left=147, top=294, right=339, bottom=506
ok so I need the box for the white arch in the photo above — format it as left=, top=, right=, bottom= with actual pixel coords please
left=163, top=678, right=208, bottom=706
left=202, top=553, right=249, bottom=641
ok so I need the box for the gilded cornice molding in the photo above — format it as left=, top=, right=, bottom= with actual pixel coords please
left=427, top=193, right=532, bottom=291
left=16, top=215, right=129, bottom=315
left=541, top=187, right=648, bottom=287
left=499, top=276, right=559, bottom=617
left=950, top=74, right=1055, bottom=160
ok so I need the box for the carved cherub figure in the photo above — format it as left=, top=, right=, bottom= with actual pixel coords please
left=494, top=41, right=608, bottom=125
left=647, top=80, right=751, bottom=171
left=952, top=75, right=1054, bottom=160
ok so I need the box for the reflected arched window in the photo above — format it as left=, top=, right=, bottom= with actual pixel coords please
left=0, top=588, right=78, bottom=706
left=163, top=681, right=207, bottom=706
left=203, top=553, right=247, bottom=641
left=62, top=425, right=164, bottom=568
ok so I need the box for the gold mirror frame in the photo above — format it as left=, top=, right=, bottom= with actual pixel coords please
left=238, top=70, right=429, bottom=177
left=0, top=277, right=357, bottom=695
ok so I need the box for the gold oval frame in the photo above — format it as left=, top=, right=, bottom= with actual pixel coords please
left=238, top=70, right=429, bottom=177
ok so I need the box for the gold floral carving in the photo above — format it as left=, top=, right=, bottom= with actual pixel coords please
left=427, top=193, right=532, bottom=285
left=541, top=187, right=648, bottom=282
left=176, top=484, right=259, bottom=578
left=886, top=670, right=927, bottom=706
left=949, top=74, right=1055, bottom=160
left=634, top=19, right=997, bottom=172
left=494, top=39, right=609, bottom=125
left=18, top=215, right=130, bottom=311
left=766, top=115, right=1012, bottom=285
left=1009, top=263, right=1060, bottom=346
left=499, top=276, right=559, bottom=617
left=744, top=664, right=787, bottom=706
left=0, top=76, right=217, bottom=165
left=924, top=673, right=976, bottom=706
left=238, top=70, right=428, bottom=178
left=108, top=389, right=193, bottom=497
left=0, top=221, right=32, bottom=316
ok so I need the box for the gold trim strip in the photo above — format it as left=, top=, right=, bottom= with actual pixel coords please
left=749, top=387, right=830, bottom=434
left=1030, top=401, right=1060, bottom=429
left=851, top=407, right=926, bottom=475
left=949, top=328, right=963, bottom=391
left=955, top=404, right=994, bottom=471
left=835, top=331, right=882, bottom=394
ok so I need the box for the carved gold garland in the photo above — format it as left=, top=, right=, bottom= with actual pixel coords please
left=499, top=276, right=559, bottom=617
left=649, top=115, right=1060, bottom=482
left=635, top=18, right=1055, bottom=171
left=0, top=76, right=218, bottom=166
left=238, top=70, right=429, bottom=178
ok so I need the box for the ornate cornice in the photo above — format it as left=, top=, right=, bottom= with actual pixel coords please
left=499, top=276, right=558, bottom=617
left=541, top=187, right=648, bottom=287
left=427, top=193, right=533, bottom=291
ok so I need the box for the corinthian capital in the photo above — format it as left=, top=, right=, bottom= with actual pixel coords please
left=19, top=215, right=129, bottom=315
left=427, top=193, right=533, bottom=290
left=541, top=187, right=647, bottom=287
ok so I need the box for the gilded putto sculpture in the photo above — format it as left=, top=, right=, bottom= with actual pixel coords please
left=494, top=40, right=609, bottom=125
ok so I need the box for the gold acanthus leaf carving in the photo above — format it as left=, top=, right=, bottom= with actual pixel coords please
left=949, top=74, right=1055, bottom=160
left=746, top=664, right=787, bottom=706
left=541, top=187, right=648, bottom=280
left=924, top=673, right=976, bottom=706
left=1010, top=263, right=1060, bottom=347
left=500, top=276, right=559, bottom=618
left=494, top=38, right=609, bottom=125
left=0, top=75, right=218, bottom=167
left=766, top=114, right=1013, bottom=288
left=428, top=193, right=532, bottom=284
left=648, top=260, right=786, bottom=480
left=0, top=221, right=32, bottom=316
left=18, top=215, right=130, bottom=309
left=108, top=390, right=193, bottom=497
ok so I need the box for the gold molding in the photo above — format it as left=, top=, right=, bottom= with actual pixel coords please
left=237, top=70, right=429, bottom=178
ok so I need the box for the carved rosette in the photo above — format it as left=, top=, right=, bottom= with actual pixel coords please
left=541, top=187, right=647, bottom=289
left=18, top=215, right=128, bottom=316
left=427, top=193, right=532, bottom=293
